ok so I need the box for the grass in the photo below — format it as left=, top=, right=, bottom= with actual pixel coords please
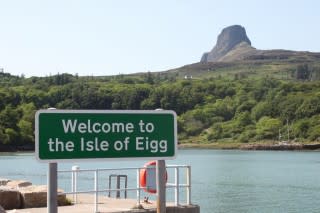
left=159, top=57, right=320, bottom=81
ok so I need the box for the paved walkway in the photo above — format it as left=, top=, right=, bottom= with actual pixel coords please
left=7, top=194, right=158, bottom=213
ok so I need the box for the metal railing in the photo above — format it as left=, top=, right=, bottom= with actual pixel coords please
left=58, top=164, right=191, bottom=213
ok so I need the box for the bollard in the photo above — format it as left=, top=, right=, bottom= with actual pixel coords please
left=71, top=165, right=80, bottom=203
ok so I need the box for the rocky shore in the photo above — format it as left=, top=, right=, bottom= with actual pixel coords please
left=240, top=143, right=320, bottom=151
left=179, top=142, right=320, bottom=151
left=0, top=178, right=69, bottom=211
left=0, top=144, right=35, bottom=152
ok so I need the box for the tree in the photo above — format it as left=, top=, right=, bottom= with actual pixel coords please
left=251, top=101, right=273, bottom=121
left=18, top=120, right=33, bottom=144
left=292, top=119, right=310, bottom=139
left=0, top=127, right=9, bottom=144
left=310, top=67, right=320, bottom=81
left=0, top=105, right=21, bottom=130
left=4, top=128, right=20, bottom=144
left=143, top=72, right=155, bottom=84
left=295, top=96, right=320, bottom=119
left=294, top=64, right=311, bottom=81
left=308, top=125, right=320, bottom=141
left=207, top=123, right=223, bottom=141
left=233, top=111, right=252, bottom=133
left=278, top=95, right=304, bottom=122
left=256, top=116, right=282, bottom=140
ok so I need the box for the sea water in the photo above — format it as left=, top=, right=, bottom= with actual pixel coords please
left=1, top=149, right=320, bottom=213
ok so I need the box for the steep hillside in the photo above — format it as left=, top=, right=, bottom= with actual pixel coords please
left=188, top=25, right=320, bottom=80
left=201, top=25, right=253, bottom=62
left=164, top=25, right=320, bottom=80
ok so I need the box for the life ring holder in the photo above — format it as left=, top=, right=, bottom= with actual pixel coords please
left=139, top=161, right=168, bottom=194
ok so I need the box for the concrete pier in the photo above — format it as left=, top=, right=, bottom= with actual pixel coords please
left=7, top=194, right=200, bottom=213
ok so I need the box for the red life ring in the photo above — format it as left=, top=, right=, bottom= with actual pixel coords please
left=139, top=161, right=168, bottom=194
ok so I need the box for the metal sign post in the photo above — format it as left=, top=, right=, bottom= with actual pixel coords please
left=47, top=107, right=57, bottom=213
left=48, top=162, right=57, bottom=213
left=156, top=160, right=166, bottom=213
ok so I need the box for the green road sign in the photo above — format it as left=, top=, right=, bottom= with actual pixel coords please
left=35, top=110, right=177, bottom=162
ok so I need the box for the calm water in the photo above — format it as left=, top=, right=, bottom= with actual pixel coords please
left=1, top=149, right=320, bottom=213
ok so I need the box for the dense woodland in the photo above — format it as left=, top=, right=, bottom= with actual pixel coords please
left=0, top=67, right=320, bottom=149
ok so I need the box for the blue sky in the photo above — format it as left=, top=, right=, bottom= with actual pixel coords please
left=0, top=0, right=319, bottom=77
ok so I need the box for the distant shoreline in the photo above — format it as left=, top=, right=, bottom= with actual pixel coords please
left=1, top=143, right=320, bottom=153
left=0, top=144, right=35, bottom=152
left=178, top=142, right=320, bottom=151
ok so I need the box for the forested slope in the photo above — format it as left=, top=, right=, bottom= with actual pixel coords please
left=1, top=69, right=320, bottom=150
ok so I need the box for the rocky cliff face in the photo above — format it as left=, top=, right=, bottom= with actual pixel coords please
left=201, top=25, right=255, bottom=62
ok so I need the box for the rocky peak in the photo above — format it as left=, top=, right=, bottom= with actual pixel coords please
left=201, top=25, right=252, bottom=62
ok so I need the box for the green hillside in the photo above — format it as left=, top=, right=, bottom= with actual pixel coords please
left=166, top=50, right=320, bottom=80
left=1, top=57, right=320, bottom=150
